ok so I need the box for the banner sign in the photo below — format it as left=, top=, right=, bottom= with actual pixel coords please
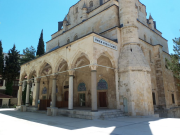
left=94, top=37, right=117, bottom=50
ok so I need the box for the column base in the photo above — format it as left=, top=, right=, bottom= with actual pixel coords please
left=47, top=107, right=58, bottom=116
left=21, top=105, right=27, bottom=112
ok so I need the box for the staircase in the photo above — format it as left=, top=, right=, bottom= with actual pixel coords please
left=99, top=110, right=125, bottom=120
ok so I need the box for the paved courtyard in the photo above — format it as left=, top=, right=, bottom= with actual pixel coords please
left=0, top=109, right=179, bottom=135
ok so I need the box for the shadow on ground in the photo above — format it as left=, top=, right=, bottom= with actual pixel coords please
left=0, top=109, right=178, bottom=135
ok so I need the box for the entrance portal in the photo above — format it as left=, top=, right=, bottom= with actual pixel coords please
left=123, top=97, right=128, bottom=113
left=79, top=93, right=86, bottom=106
left=99, top=92, right=107, bottom=107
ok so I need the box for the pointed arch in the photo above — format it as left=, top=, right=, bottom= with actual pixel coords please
left=29, top=70, right=37, bottom=79
left=96, top=51, right=116, bottom=68
left=38, top=60, right=53, bottom=76
left=54, top=57, right=69, bottom=73
left=20, top=70, right=28, bottom=81
left=70, top=50, right=91, bottom=69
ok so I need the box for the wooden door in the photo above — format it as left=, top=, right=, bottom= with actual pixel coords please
left=99, top=92, right=107, bottom=107
left=63, top=91, right=69, bottom=107
left=39, top=99, right=51, bottom=110
left=0, top=99, right=2, bottom=106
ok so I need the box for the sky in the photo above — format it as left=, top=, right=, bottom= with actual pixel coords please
left=0, top=0, right=179, bottom=54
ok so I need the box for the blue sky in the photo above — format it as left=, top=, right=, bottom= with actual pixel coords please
left=0, top=0, right=179, bottom=54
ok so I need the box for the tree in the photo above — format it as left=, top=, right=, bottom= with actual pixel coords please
left=166, top=37, right=180, bottom=82
left=0, top=41, right=4, bottom=75
left=20, top=46, right=36, bottom=65
left=36, top=29, right=45, bottom=56
left=3, top=44, right=20, bottom=95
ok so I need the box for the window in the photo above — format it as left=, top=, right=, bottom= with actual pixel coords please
left=90, top=1, right=93, bottom=7
left=150, top=38, right=153, bottom=44
left=172, top=94, right=175, bottom=104
left=0, top=79, right=3, bottom=86
left=152, top=93, right=156, bottom=105
left=99, top=0, right=103, bottom=6
left=76, top=7, right=78, bottom=13
left=144, top=35, right=146, bottom=41
left=42, top=87, right=47, bottom=94
left=67, top=39, right=70, bottom=43
left=97, top=79, right=108, bottom=90
left=74, top=35, right=78, bottom=41
left=139, top=6, right=141, bottom=11
left=78, top=83, right=86, bottom=91
left=149, top=50, right=152, bottom=63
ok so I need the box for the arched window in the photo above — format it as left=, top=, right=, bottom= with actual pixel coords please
left=67, top=39, right=70, bottom=43
left=78, top=83, right=86, bottom=91
left=42, top=87, right=47, bottom=94
left=150, top=38, right=153, bottom=44
left=149, top=50, right=152, bottom=62
left=97, top=79, right=108, bottom=90
left=76, top=7, right=78, bottom=13
left=90, top=1, right=93, bottom=7
left=74, top=35, right=78, bottom=41
left=144, top=34, right=146, bottom=41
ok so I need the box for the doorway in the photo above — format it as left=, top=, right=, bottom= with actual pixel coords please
left=79, top=93, right=86, bottom=107
left=123, top=97, right=128, bottom=113
left=0, top=99, right=2, bottom=106
left=99, top=92, right=107, bottom=107
left=64, top=91, right=69, bottom=107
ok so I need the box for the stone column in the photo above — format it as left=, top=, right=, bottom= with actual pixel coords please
left=91, top=69, right=98, bottom=112
left=35, top=78, right=40, bottom=107
left=51, top=76, right=57, bottom=107
left=115, top=69, right=120, bottom=109
left=25, top=80, right=30, bottom=106
left=17, top=82, right=23, bottom=106
left=68, top=70, right=74, bottom=110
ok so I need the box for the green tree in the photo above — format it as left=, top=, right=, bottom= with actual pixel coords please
left=166, top=37, right=180, bottom=81
left=0, top=41, right=4, bottom=75
left=36, top=29, right=45, bottom=56
left=3, top=44, right=20, bottom=96
left=20, top=46, right=36, bottom=65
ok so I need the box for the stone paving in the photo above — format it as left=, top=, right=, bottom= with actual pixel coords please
left=0, top=109, right=180, bottom=135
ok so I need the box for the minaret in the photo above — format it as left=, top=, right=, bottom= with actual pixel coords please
left=118, top=0, right=154, bottom=116
left=82, top=3, right=87, bottom=21
left=149, top=14, right=154, bottom=30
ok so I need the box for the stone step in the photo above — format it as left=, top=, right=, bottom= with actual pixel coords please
left=69, top=114, right=93, bottom=120
left=99, top=111, right=125, bottom=119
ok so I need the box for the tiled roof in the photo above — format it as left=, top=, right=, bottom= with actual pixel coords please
left=0, top=93, right=13, bottom=98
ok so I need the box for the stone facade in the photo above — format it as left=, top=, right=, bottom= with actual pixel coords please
left=18, top=0, right=180, bottom=116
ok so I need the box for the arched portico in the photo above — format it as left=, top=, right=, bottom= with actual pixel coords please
left=18, top=47, right=119, bottom=114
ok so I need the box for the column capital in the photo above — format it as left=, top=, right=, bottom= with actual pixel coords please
left=90, top=64, right=98, bottom=70
left=35, top=78, right=41, bottom=83
left=51, top=74, right=58, bottom=80
left=68, top=69, right=75, bottom=76
left=26, top=80, right=31, bottom=84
